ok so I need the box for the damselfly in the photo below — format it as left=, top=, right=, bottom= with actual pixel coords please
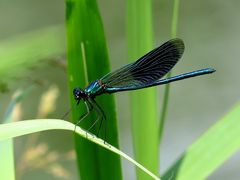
left=73, top=38, right=215, bottom=136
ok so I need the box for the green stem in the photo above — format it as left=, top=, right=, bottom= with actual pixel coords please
left=159, top=0, right=180, bottom=142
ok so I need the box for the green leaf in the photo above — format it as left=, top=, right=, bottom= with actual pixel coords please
left=0, top=120, right=160, bottom=180
left=0, top=25, right=65, bottom=80
left=0, top=140, right=15, bottom=180
left=65, top=0, right=122, bottom=179
left=127, top=0, right=159, bottom=180
left=0, top=87, right=34, bottom=180
left=163, top=103, right=240, bottom=180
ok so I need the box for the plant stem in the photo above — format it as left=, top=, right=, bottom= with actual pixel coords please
left=159, top=0, right=180, bottom=143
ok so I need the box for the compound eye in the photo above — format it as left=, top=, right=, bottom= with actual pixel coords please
left=73, top=88, right=84, bottom=100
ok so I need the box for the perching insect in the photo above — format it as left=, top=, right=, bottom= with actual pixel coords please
left=73, top=38, right=215, bottom=137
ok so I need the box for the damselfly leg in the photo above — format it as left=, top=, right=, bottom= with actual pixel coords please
left=74, top=101, right=93, bottom=132
left=87, top=98, right=107, bottom=141
left=93, top=99, right=106, bottom=137
left=74, top=98, right=107, bottom=142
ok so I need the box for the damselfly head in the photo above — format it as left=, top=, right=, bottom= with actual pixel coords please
left=73, top=88, right=86, bottom=101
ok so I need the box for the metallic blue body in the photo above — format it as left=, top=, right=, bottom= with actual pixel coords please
left=105, top=68, right=215, bottom=93
left=82, top=68, right=215, bottom=96
left=85, top=80, right=104, bottom=97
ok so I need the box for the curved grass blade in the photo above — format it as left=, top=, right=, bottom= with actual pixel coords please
left=0, top=87, right=34, bottom=180
left=0, top=120, right=160, bottom=180
left=162, top=103, right=240, bottom=180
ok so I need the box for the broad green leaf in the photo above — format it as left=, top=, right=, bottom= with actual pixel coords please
left=65, top=0, right=121, bottom=179
left=163, top=103, right=240, bottom=180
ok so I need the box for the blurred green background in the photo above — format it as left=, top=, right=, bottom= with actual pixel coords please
left=0, top=0, right=239, bottom=179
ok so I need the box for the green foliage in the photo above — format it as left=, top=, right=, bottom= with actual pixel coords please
left=159, top=0, right=180, bottom=141
left=0, top=119, right=160, bottom=180
left=163, top=103, right=240, bottom=180
left=65, top=0, right=122, bottom=179
left=0, top=1, right=239, bottom=180
left=0, top=25, right=65, bottom=80
left=0, top=140, right=15, bottom=180
left=127, top=0, right=159, bottom=180
left=0, top=87, right=34, bottom=180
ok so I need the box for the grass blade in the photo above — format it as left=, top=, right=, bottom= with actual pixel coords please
left=0, top=140, right=15, bottom=180
left=127, top=0, right=159, bottom=179
left=0, top=120, right=160, bottom=180
left=159, top=0, right=180, bottom=142
left=65, top=0, right=122, bottom=179
left=0, top=87, right=34, bottom=180
left=0, top=25, right=65, bottom=80
left=163, top=103, right=240, bottom=179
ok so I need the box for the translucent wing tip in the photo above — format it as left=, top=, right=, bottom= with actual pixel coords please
left=168, top=38, right=185, bottom=58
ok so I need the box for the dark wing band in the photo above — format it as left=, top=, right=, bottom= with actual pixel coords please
left=101, top=38, right=184, bottom=88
